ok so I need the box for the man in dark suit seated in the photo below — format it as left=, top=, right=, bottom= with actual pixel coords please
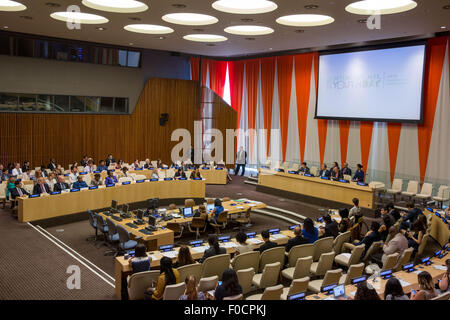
left=48, top=158, right=57, bottom=171
left=199, top=234, right=226, bottom=263
left=352, top=164, right=365, bottom=182
left=11, top=180, right=30, bottom=200
left=33, top=177, right=51, bottom=195
left=296, top=162, right=310, bottom=175
left=400, top=202, right=422, bottom=230
left=285, top=226, right=308, bottom=252
left=319, top=164, right=331, bottom=178
left=259, top=229, right=278, bottom=253
left=319, top=214, right=339, bottom=239
left=340, top=162, right=352, bottom=177
left=53, top=175, right=70, bottom=192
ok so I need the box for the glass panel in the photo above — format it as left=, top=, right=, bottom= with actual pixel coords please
left=16, top=38, right=34, bottom=58
left=100, top=97, right=114, bottom=113
left=18, top=94, right=36, bottom=111
left=85, top=97, right=100, bottom=112
left=53, top=95, right=70, bottom=112
left=36, top=95, right=53, bottom=111
left=114, top=98, right=128, bottom=113
left=70, top=96, right=85, bottom=112
left=201, top=102, right=213, bottom=118
left=0, top=34, right=10, bottom=55
left=127, top=51, right=140, bottom=67
left=118, top=50, right=127, bottom=67
left=0, top=93, right=18, bottom=111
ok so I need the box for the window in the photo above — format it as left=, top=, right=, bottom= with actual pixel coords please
left=114, top=98, right=128, bottom=113
left=100, top=97, right=114, bottom=113
left=37, top=95, right=53, bottom=111
left=18, top=94, right=36, bottom=111
left=0, top=93, right=18, bottom=111
left=127, top=51, right=141, bottom=67
left=86, top=97, right=100, bottom=112
left=70, top=96, right=85, bottom=112
left=54, top=95, right=70, bottom=112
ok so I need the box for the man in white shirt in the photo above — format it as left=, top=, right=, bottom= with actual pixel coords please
left=235, top=146, right=247, bottom=176
left=151, top=168, right=160, bottom=179
left=382, top=226, right=409, bottom=265
left=11, top=163, right=22, bottom=176
left=84, top=160, right=95, bottom=173
left=69, top=166, right=79, bottom=185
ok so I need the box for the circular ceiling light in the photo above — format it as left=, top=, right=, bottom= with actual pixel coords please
left=82, top=0, right=148, bottom=13
left=224, top=25, right=274, bottom=36
left=0, top=0, right=26, bottom=11
left=276, top=14, right=334, bottom=27
left=50, top=11, right=109, bottom=24
left=212, top=0, right=278, bottom=14
left=124, top=24, right=174, bottom=34
left=345, top=0, right=417, bottom=15
left=162, top=13, right=218, bottom=26
left=183, top=34, right=227, bottom=42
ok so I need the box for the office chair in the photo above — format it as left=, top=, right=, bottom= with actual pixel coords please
left=116, top=224, right=139, bottom=254
left=281, top=277, right=310, bottom=300
left=105, top=218, right=120, bottom=256
left=86, top=209, right=98, bottom=242
left=246, top=284, right=283, bottom=300
left=95, top=215, right=109, bottom=248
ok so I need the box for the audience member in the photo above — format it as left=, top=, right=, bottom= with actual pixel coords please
left=91, top=173, right=103, bottom=186
left=69, top=166, right=79, bottom=184
left=285, top=226, right=308, bottom=252
left=340, top=162, right=352, bottom=176
left=33, top=177, right=51, bottom=195
left=411, top=271, right=438, bottom=300
left=128, top=243, right=151, bottom=274
left=349, top=198, right=362, bottom=223
left=235, top=231, right=253, bottom=255
left=72, top=176, right=88, bottom=189
left=199, top=234, right=226, bottom=263
left=352, top=164, right=365, bottom=182
left=210, top=198, right=224, bottom=224
left=53, top=175, right=70, bottom=192
left=48, top=158, right=57, bottom=171
left=400, top=202, right=422, bottom=230
left=381, top=227, right=408, bottom=265
left=11, top=163, right=22, bottom=176
left=97, top=160, right=107, bottom=172
left=179, top=276, right=205, bottom=300
left=105, top=170, right=118, bottom=185
left=147, top=256, right=179, bottom=300
left=10, top=181, right=30, bottom=203
left=105, top=154, right=115, bottom=167
left=320, top=214, right=339, bottom=238
left=438, top=259, right=449, bottom=292
left=338, top=208, right=352, bottom=233
left=355, top=221, right=381, bottom=256
left=352, top=282, right=380, bottom=300
left=259, top=229, right=278, bottom=253
left=302, top=218, right=319, bottom=243
left=384, top=278, right=409, bottom=300
left=318, top=164, right=330, bottom=178
left=174, top=245, right=195, bottom=268
left=213, top=269, right=242, bottom=301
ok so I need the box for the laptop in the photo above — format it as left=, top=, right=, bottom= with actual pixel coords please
left=183, top=207, right=193, bottom=218
left=206, top=203, right=214, bottom=212
left=333, top=284, right=348, bottom=299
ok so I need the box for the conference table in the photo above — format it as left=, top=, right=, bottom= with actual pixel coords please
left=423, top=208, right=450, bottom=247
left=258, top=168, right=375, bottom=209
left=17, top=178, right=206, bottom=223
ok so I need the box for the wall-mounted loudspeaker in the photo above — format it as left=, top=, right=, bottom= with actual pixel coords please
left=160, top=113, right=169, bottom=126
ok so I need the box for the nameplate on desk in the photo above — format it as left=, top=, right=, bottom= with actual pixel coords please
left=288, top=171, right=298, bottom=174
left=320, top=176, right=330, bottom=180
left=351, top=276, right=367, bottom=284
left=193, top=177, right=202, bottom=180
left=215, top=167, right=223, bottom=170
left=136, top=179, right=145, bottom=183
left=274, top=168, right=284, bottom=172
left=287, top=292, right=305, bottom=300
left=89, top=186, right=98, bottom=190
left=70, top=188, right=80, bottom=192
left=79, top=172, right=87, bottom=175
left=402, top=263, right=415, bottom=273
left=150, top=178, right=158, bottom=182
left=442, top=217, right=448, bottom=224
left=289, top=225, right=300, bottom=230
left=93, top=170, right=100, bottom=173
left=246, top=232, right=256, bottom=238
left=29, top=194, right=40, bottom=198
left=178, top=177, right=187, bottom=180
left=189, top=240, right=203, bottom=247
left=64, top=174, right=69, bottom=176
left=135, top=168, right=143, bottom=171
left=357, top=182, right=368, bottom=186
left=164, top=177, right=173, bottom=181
left=304, top=173, right=313, bottom=177
left=106, top=184, right=115, bottom=187
left=218, top=235, right=231, bottom=243
left=380, top=269, right=392, bottom=279
left=230, top=203, right=237, bottom=206
left=338, top=179, right=350, bottom=183
left=321, top=283, right=337, bottom=294
left=159, top=244, right=174, bottom=252
left=122, top=181, right=131, bottom=185
left=51, top=191, right=61, bottom=195
left=269, top=228, right=280, bottom=234
left=203, top=167, right=210, bottom=170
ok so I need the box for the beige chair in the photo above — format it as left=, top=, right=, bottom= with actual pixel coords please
left=289, top=163, right=300, bottom=172
left=258, top=246, right=285, bottom=272
left=281, top=276, right=309, bottom=300
left=415, top=183, right=433, bottom=205
left=231, top=250, right=259, bottom=272
left=395, top=248, right=414, bottom=271
left=387, top=178, right=403, bottom=201
left=416, top=233, right=430, bottom=258
left=362, top=241, right=383, bottom=263
left=210, top=211, right=229, bottom=234
left=201, top=254, right=230, bottom=279
left=198, top=275, right=219, bottom=292
left=185, top=198, right=195, bottom=207
left=281, top=256, right=313, bottom=281
left=252, top=262, right=281, bottom=289
left=151, top=161, right=158, bottom=168
left=286, top=243, right=314, bottom=267
left=333, top=231, right=351, bottom=255
left=118, top=177, right=133, bottom=183
left=166, top=222, right=184, bottom=239
left=313, top=236, right=334, bottom=261
left=163, top=282, right=186, bottom=300
left=234, top=207, right=251, bottom=229
left=224, top=294, right=244, bottom=300
left=366, top=253, right=399, bottom=274
left=401, top=180, right=419, bottom=200
left=334, top=244, right=365, bottom=268
left=246, top=284, right=283, bottom=300
left=432, top=185, right=450, bottom=208
left=127, top=270, right=159, bottom=300
left=236, top=267, right=255, bottom=295
left=273, top=161, right=281, bottom=170
left=310, top=251, right=335, bottom=277
left=188, top=217, right=207, bottom=239
left=308, top=269, right=343, bottom=293
left=339, top=263, right=365, bottom=285
left=0, top=183, right=6, bottom=208
left=369, top=181, right=385, bottom=191
left=431, top=292, right=450, bottom=300
left=310, top=166, right=319, bottom=176
left=178, top=263, right=202, bottom=283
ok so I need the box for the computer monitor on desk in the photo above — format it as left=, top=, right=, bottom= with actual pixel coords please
left=183, top=207, right=193, bottom=218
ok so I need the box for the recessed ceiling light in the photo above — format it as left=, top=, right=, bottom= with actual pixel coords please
left=0, top=0, right=26, bottom=11
left=304, top=4, right=319, bottom=9
left=129, top=42, right=134, bottom=45
left=276, top=14, right=335, bottom=27
left=224, top=25, right=274, bottom=36
left=82, top=0, right=148, bottom=13
left=158, top=36, right=166, bottom=40
left=212, top=0, right=278, bottom=14
left=50, top=11, right=109, bottom=24
left=162, top=13, right=218, bottom=26
left=45, top=2, right=61, bottom=8
left=345, top=0, right=417, bottom=15
left=96, top=27, right=106, bottom=31
left=124, top=24, right=174, bottom=34
left=443, top=5, right=450, bottom=10
left=3, top=25, right=8, bottom=29
left=183, top=34, right=227, bottom=42
left=441, top=26, right=447, bottom=29
left=357, top=18, right=367, bottom=23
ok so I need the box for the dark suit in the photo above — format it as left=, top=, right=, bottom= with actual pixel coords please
left=285, top=236, right=309, bottom=252
left=297, top=167, right=310, bottom=175
left=48, top=162, right=56, bottom=171
left=53, top=182, right=70, bottom=192
left=353, top=170, right=365, bottom=182
left=199, top=246, right=226, bottom=263
left=11, top=187, right=30, bottom=200
left=400, top=208, right=422, bottom=230
left=322, top=221, right=339, bottom=238
left=105, top=158, right=116, bottom=166
left=190, top=171, right=202, bottom=179
left=330, top=169, right=342, bottom=180
left=319, top=169, right=331, bottom=178
left=174, top=171, right=186, bottom=179
left=341, top=167, right=352, bottom=176
left=33, top=183, right=51, bottom=195
left=259, top=240, right=278, bottom=253
left=356, top=231, right=381, bottom=256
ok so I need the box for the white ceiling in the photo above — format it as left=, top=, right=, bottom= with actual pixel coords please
left=0, top=0, right=449, bottom=57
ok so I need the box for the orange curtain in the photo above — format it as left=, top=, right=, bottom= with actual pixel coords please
left=209, top=60, right=228, bottom=98
left=360, top=122, right=374, bottom=175
left=339, top=121, right=350, bottom=165
left=387, top=123, right=402, bottom=183
left=260, top=57, right=276, bottom=157
left=246, top=59, right=259, bottom=159
left=190, top=57, right=199, bottom=81
left=228, top=60, right=246, bottom=125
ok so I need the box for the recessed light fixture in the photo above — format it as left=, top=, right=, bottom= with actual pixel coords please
left=443, top=5, right=450, bottom=10
left=124, top=24, right=174, bottom=34
left=0, top=0, right=26, bottom=11
left=224, top=25, right=274, bottom=36
left=96, top=27, right=106, bottom=31
left=162, top=13, right=218, bottom=26
left=212, top=0, right=278, bottom=14
left=129, top=42, right=134, bottom=45
left=345, top=0, right=417, bottom=15
left=158, top=36, right=166, bottom=40
left=82, top=0, right=148, bottom=13
left=304, top=4, right=319, bottom=9
left=441, top=26, right=447, bottom=29
left=276, top=14, right=334, bottom=27
left=172, top=4, right=187, bottom=9
left=45, top=2, right=61, bottom=8
left=183, top=34, right=227, bottom=42
left=3, top=25, right=8, bottom=29
left=50, top=11, right=109, bottom=24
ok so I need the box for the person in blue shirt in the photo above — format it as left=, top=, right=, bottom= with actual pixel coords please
left=96, top=160, right=108, bottom=172
left=302, top=217, right=319, bottom=243
left=353, top=164, right=365, bottom=182
left=104, top=170, right=118, bottom=185
left=210, top=198, right=224, bottom=223
left=72, top=176, right=88, bottom=189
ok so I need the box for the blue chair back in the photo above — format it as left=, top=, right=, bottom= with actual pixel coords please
left=96, top=215, right=108, bottom=233
left=88, top=210, right=97, bottom=229
left=131, top=258, right=151, bottom=273
left=116, top=224, right=131, bottom=243
left=106, top=218, right=117, bottom=237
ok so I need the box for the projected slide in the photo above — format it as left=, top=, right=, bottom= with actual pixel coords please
left=316, top=44, right=425, bottom=122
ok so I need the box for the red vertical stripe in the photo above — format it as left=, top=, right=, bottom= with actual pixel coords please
left=246, top=59, right=259, bottom=160
left=360, top=122, right=374, bottom=175
left=229, top=60, right=246, bottom=127
left=260, top=57, right=276, bottom=157
left=387, top=123, right=402, bottom=183
left=190, top=57, right=199, bottom=81
left=339, top=121, right=350, bottom=165
left=209, top=60, right=228, bottom=97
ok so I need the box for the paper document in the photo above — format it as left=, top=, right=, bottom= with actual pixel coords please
left=222, top=242, right=238, bottom=248
left=162, top=251, right=178, bottom=258
left=433, top=265, right=447, bottom=270
left=248, top=238, right=263, bottom=244
left=191, top=246, right=209, bottom=253
left=397, top=279, right=411, bottom=287
left=270, top=234, right=287, bottom=240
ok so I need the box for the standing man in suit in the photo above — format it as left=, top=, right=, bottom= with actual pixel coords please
left=319, top=164, right=331, bottom=178
left=235, top=146, right=247, bottom=176
left=296, top=162, right=310, bottom=175
left=48, top=158, right=57, bottom=171
left=53, top=175, right=70, bottom=192
left=33, top=177, right=51, bottom=195
left=259, top=230, right=278, bottom=253
left=352, top=164, right=365, bottom=182
left=340, top=162, right=352, bottom=177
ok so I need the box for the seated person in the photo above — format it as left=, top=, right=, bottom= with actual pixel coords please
left=22, top=161, right=30, bottom=173
left=400, top=202, right=422, bottom=230
left=104, top=170, right=118, bottom=185
left=330, top=166, right=342, bottom=180
left=301, top=218, right=319, bottom=243
left=338, top=208, right=352, bottom=233
left=10, top=181, right=30, bottom=206
left=68, top=166, right=79, bottom=184
left=438, top=259, right=449, bottom=292
left=381, top=226, right=408, bottom=265
left=128, top=244, right=151, bottom=274
left=193, top=204, right=208, bottom=219
left=156, top=159, right=163, bottom=169
left=380, top=206, right=395, bottom=226
left=259, top=229, right=278, bottom=253
left=319, top=214, right=339, bottom=239
left=403, top=216, right=427, bottom=257
left=143, top=158, right=152, bottom=169
left=285, top=226, right=308, bottom=252
left=199, top=234, right=226, bottom=263
left=105, top=154, right=115, bottom=167
left=40, top=165, right=48, bottom=178
left=378, top=215, right=394, bottom=242
left=46, top=173, right=57, bottom=190
left=179, top=276, right=205, bottom=300
left=352, top=164, right=365, bottom=182
left=411, top=271, right=438, bottom=300
left=354, top=221, right=381, bottom=256
left=349, top=282, right=380, bottom=300
left=235, top=231, right=253, bottom=255
left=349, top=198, right=362, bottom=223
left=296, top=162, right=310, bottom=175
left=90, top=173, right=103, bottom=186
left=174, top=246, right=195, bottom=268
left=212, top=269, right=242, bottom=301
left=53, top=175, right=70, bottom=192
left=33, top=177, right=51, bottom=195
left=340, top=162, right=352, bottom=177
left=151, top=168, right=160, bottom=179
left=84, top=160, right=95, bottom=174
left=48, top=158, right=57, bottom=171
left=387, top=202, right=401, bottom=222
left=97, top=160, right=108, bottom=172
left=189, top=168, right=202, bottom=180
left=119, top=167, right=131, bottom=179
left=210, top=198, right=224, bottom=224
left=81, top=155, right=88, bottom=167
left=318, top=164, right=331, bottom=178
left=11, top=162, right=22, bottom=176
left=174, top=168, right=186, bottom=179
left=72, top=176, right=88, bottom=189
left=131, top=159, right=141, bottom=170
left=147, top=257, right=179, bottom=300
left=384, top=278, right=409, bottom=300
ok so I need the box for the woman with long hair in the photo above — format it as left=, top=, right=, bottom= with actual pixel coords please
left=353, top=282, right=380, bottom=300
left=384, top=278, right=409, bottom=300
left=179, top=276, right=205, bottom=300
left=411, top=271, right=438, bottom=300
left=302, top=217, right=319, bottom=243
left=438, top=258, right=450, bottom=292
left=150, top=256, right=179, bottom=300
left=175, top=245, right=195, bottom=268
left=214, top=269, right=242, bottom=300
left=199, top=234, right=226, bottom=263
